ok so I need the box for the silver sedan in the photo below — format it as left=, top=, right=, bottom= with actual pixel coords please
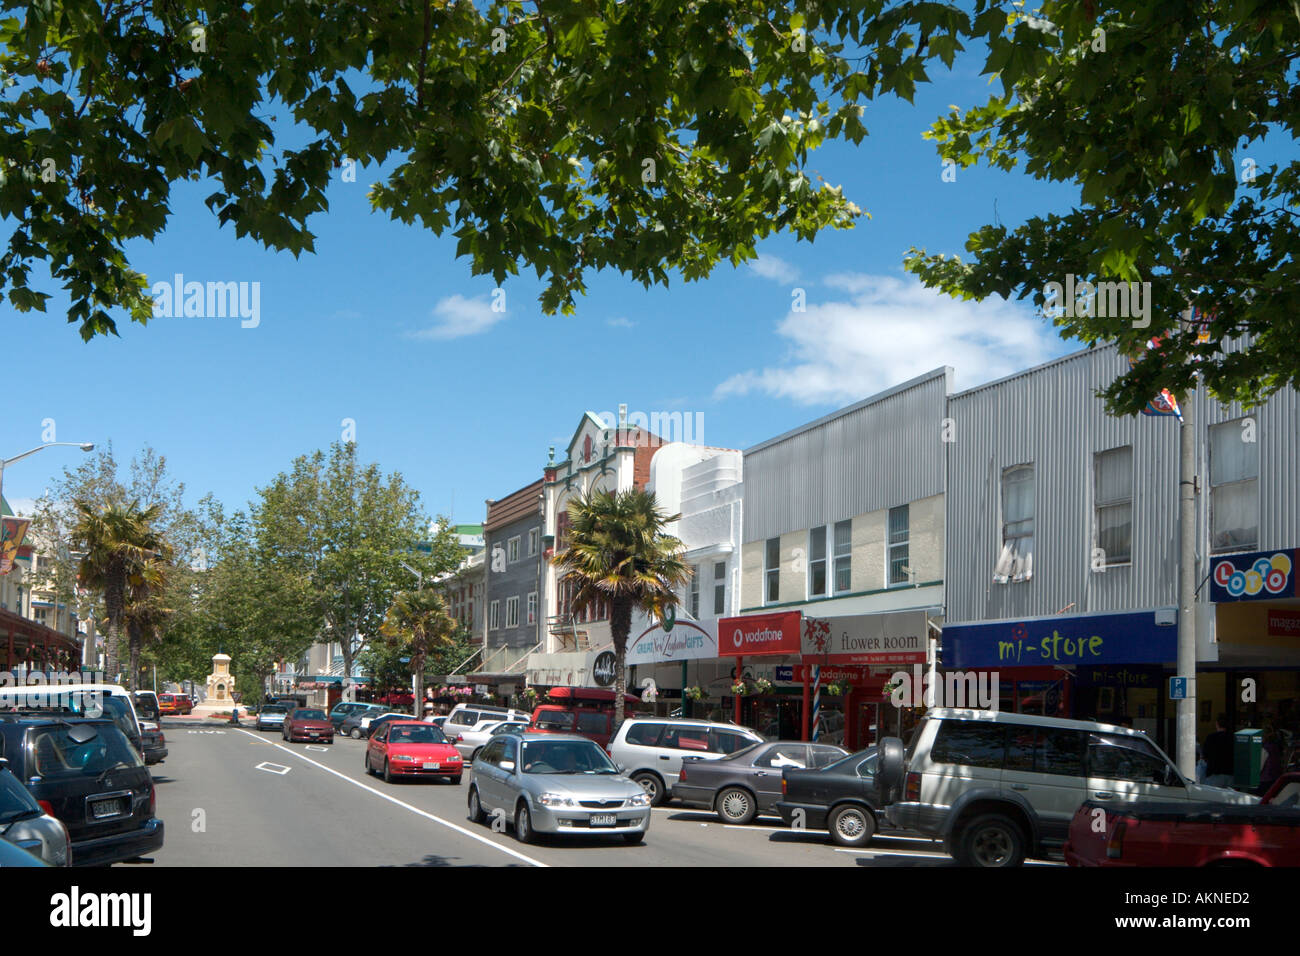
left=468, top=733, right=651, bottom=844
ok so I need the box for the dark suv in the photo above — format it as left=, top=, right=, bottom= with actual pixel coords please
left=0, top=714, right=164, bottom=866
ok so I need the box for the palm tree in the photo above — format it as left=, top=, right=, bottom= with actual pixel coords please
left=380, top=588, right=459, bottom=716
left=124, top=554, right=173, bottom=691
left=71, top=499, right=165, bottom=683
left=550, top=489, right=690, bottom=731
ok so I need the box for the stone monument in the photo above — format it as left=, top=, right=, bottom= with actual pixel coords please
left=192, top=653, right=237, bottom=717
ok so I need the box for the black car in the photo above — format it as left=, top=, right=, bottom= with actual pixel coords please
left=0, top=714, right=164, bottom=866
left=774, top=747, right=881, bottom=847
left=671, top=741, right=850, bottom=824
left=140, top=725, right=168, bottom=765
left=340, top=706, right=389, bottom=739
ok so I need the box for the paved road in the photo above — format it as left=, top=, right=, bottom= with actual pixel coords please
left=148, top=725, right=1066, bottom=868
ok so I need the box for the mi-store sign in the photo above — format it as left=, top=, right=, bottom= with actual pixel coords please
left=718, top=612, right=802, bottom=657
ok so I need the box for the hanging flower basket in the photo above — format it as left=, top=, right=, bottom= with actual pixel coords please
left=752, top=677, right=773, bottom=695
left=684, top=686, right=704, bottom=701
left=730, top=681, right=747, bottom=696
left=522, top=687, right=538, bottom=701
left=825, top=683, right=842, bottom=697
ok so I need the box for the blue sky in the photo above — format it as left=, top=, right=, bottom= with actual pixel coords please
left=3, top=50, right=1090, bottom=522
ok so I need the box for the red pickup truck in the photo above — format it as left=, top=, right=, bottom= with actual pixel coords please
left=1064, top=773, right=1300, bottom=867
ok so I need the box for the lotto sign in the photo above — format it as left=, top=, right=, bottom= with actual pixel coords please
left=1209, top=548, right=1299, bottom=602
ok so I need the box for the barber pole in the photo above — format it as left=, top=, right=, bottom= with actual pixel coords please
left=811, top=665, right=821, bottom=741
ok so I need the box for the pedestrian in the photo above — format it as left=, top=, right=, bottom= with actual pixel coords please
left=1203, top=714, right=1235, bottom=789
left=1258, top=720, right=1283, bottom=796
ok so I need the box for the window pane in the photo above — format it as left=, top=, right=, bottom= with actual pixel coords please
left=889, top=549, right=910, bottom=586
left=1210, top=421, right=1259, bottom=486
left=834, top=556, right=851, bottom=593
left=809, top=526, right=826, bottom=562
left=766, top=570, right=779, bottom=603
left=1087, top=733, right=1175, bottom=785
left=930, top=720, right=1005, bottom=769
left=766, top=537, right=780, bottom=569
left=810, top=561, right=827, bottom=596
left=888, top=505, right=909, bottom=544
left=1211, top=482, right=1259, bottom=552
left=625, top=723, right=665, bottom=746
left=1095, top=446, right=1132, bottom=503
left=834, top=520, right=852, bottom=555
left=1002, top=465, right=1034, bottom=525
left=1097, top=504, right=1132, bottom=563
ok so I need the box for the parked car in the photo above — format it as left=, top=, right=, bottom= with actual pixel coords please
left=608, top=717, right=765, bottom=806
left=0, top=715, right=164, bottom=866
left=424, top=715, right=449, bottom=731
left=329, top=701, right=374, bottom=730
left=140, top=725, right=168, bottom=765
left=256, top=704, right=290, bottom=732
left=131, top=692, right=161, bottom=723
left=672, top=740, right=849, bottom=825
left=1064, top=771, right=1300, bottom=867
left=444, top=704, right=531, bottom=743
left=0, top=758, right=70, bottom=866
left=876, top=708, right=1258, bottom=867
left=358, top=712, right=412, bottom=740
left=340, top=705, right=388, bottom=738
left=451, top=719, right=531, bottom=762
left=773, top=747, right=882, bottom=846
left=0, top=683, right=147, bottom=758
left=530, top=705, right=621, bottom=749
left=0, top=835, right=48, bottom=866
left=281, top=708, right=335, bottom=744
left=365, top=720, right=463, bottom=784
left=467, top=732, right=651, bottom=844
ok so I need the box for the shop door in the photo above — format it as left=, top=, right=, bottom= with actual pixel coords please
left=855, top=701, right=879, bottom=750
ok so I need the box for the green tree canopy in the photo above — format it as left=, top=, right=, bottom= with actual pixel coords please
left=904, top=1, right=1300, bottom=414
left=0, top=0, right=971, bottom=337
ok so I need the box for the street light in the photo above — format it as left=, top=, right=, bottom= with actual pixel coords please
left=0, top=442, right=96, bottom=509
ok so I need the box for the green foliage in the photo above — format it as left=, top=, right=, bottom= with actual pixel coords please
left=550, top=488, right=689, bottom=727
left=904, top=1, right=1300, bottom=415
left=0, top=0, right=971, bottom=335
left=380, top=586, right=459, bottom=709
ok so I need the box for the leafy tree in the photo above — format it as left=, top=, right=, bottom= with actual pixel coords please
left=123, top=549, right=172, bottom=691
left=903, top=1, right=1300, bottom=414
left=550, top=488, right=689, bottom=730
left=71, top=498, right=164, bottom=682
left=380, top=588, right=459, bottom=716
left=253, top=442, right=462, bottom=684
left=0, top=0, right=969, bottom=336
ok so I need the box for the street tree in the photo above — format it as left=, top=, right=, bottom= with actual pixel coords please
left=0, top=0, right=972, bottom=337
left=253, top=442, right=462, bottom=685
left=549, top=488, right=690, bottom=731
left=903, top=1, right=1300, bottom=415
left=380, top=588, right=459, bottom=717
left=71, top=498, right=164, bottom=682
left=123, top=548, right=173, bottom=692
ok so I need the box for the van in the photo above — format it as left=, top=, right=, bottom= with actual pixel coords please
left=0, top=683, right=147, bottom=757
left=443, top=704, right=531, bottom=742
left=530, top=705, right=620, bottom=748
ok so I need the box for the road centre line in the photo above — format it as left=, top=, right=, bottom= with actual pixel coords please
left=231, top=728, right=547, bottom=867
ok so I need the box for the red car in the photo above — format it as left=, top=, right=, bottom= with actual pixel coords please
left=281, top=708, right=335, bottom=744
left=365, top=720, right=462, bottom=784
left=1064, top=773, right=1300, bottom=867
left=158, top=693, right=193, bottom=716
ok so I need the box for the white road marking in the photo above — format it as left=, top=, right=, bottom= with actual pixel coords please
left=231, top=729, right=547, bottom=867
left=305, top=745, right=329, bottom=752
left=255, top=762, right=291, bottom=775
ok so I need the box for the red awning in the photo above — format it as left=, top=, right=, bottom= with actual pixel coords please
left=544, top=686, right=640, bottom=704
left=0, top=607, right=81, bottom=658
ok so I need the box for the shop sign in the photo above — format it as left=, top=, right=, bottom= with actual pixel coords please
left=717, top=611, right=802, bottom=657
left=801, top=611, right=928, bottom=665
left=526, top=650, right=624, bottom=688
left=1209, top=548, right=1298, bottom=602
left=1267, top=609, right=1300, bottom=638
left=592, top=651, right=618, bottom=687
left=792, top=664, right=873, bottom=684
left=943, top=610, right=1178, bottom=669
left=627, top=612, right=718, bottom=664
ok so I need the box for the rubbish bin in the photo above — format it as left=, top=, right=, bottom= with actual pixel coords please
left=1234, top=729, right=1263, bottom=790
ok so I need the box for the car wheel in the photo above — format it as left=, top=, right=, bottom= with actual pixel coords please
left=383, top=760, right=393, bottom=784
left=631, top=772, right=665, bottom=806
left=514, top=803, right=536, bottom=844
left=467, top=786, right=485, bottom=824
left=828, top=804, right=876, bottom=848
left=956, top=814, right=1026, bottom=868
left=715, top=787, right=757, bottom=825
left=364, top=751, right=372, bottom=775
left=622, top=831, right=645, bottom=845
left=470, top=747, right=482, bottom=762
left=350, top=728, right=361, bottom=739
left=450, top=775, right=462, bottom=785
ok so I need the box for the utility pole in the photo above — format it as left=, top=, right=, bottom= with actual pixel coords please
left=1175, top=315, right=1199, bottom=779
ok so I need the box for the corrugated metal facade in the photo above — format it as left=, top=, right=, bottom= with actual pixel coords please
left=743, top=368, right=953, bottom=543
left=944, top=343, right=1300, bottom=625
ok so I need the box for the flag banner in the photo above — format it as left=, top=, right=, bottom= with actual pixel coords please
left=1128, top=336, right=1183, bottom=420
left=0, top=517, right=31, bottom=575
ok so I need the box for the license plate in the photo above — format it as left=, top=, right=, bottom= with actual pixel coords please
left=590, top=813, right=617, bottom=827
left=422, top=762, right=440, bottom=770
left=309, top=732, right=320, bottom=737
left=91, top=798, right=124, bottom=819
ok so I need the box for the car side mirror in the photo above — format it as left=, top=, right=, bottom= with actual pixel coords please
left=500, top=760, right=515, bottom=772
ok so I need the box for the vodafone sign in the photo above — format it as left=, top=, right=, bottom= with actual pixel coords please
left=717, top=612, right=802, bottom=657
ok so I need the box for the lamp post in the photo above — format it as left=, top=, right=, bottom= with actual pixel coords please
left=0, top=442, right=95, bottom=512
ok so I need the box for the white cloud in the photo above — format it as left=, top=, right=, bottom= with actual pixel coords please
left=411, top=294, right=506, bottom=340
left=606, top=316, right=636, bottom=329
left=715, top=273, right=1065, bottom=406
left=748, top=255, right=800, bottom=284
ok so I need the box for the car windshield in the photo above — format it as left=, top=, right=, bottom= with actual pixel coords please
left=388, top=725, right=448, bottom=744
left=521, top=740, right=619, bottom=774
left=0, top=769, right=42, bottom=824
left=295, top=710, right=326, bottom=720
left=533, top=711, right=576, bottom=731
left=29, top=724, right=143, bottom=778
left=263, top=706, right=287, bottom=714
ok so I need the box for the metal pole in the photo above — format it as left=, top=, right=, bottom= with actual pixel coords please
left=1176, top=384, right=1198, bottom=778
